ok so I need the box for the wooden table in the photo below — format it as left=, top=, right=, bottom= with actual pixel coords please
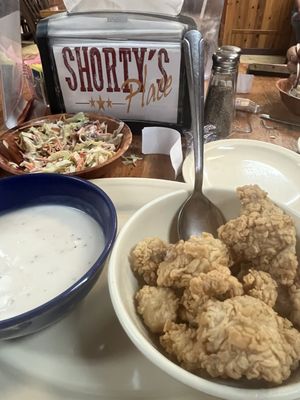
left=228, top=66, right=300, bottom=152
left=0, top=67, right=299, bottom=181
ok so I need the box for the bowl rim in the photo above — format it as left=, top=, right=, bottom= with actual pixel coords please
left=0, top=112, right=133, bottom=177
left=276, top=78, right=300, bottom=99
left=0, top=173, right=117, bottom=330
left=182, top=138, right=300, bottom=189
left=108, top=189, right=300, bottom=400
left=276, top=78, right=292, bottom=92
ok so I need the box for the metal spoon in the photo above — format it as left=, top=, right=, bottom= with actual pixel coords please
left=177, top=30, right=225, bottom=241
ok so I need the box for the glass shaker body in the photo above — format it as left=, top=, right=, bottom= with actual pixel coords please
left=204, top=53, right=238, bottom=140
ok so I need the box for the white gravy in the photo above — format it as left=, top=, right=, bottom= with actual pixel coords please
left=0, top=205, right=105, bottom=320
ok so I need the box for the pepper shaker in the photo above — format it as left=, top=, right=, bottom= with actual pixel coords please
left=218, top=45, right=241, bottom=86
left=204, top=50, right=239, bottom=140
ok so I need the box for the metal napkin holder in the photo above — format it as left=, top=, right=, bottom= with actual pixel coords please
left=36, top=11, right=196, bottom=127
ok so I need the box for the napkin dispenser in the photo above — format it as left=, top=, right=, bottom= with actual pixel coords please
left=36, top=12, right=196, bottom=127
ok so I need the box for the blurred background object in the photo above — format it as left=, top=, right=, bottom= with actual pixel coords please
left=0, top=0, right=33, bottom=129
left=20, top=0, right=66, bottom=42
left=291, top=0, right=300, bottom=42
left=20, top=0, right=52, bottom=42
left=219, top=0, right=296, bottom=54
left=22, top=44, right=48, bottom=106
left=181, top=0, right=225, bottom=79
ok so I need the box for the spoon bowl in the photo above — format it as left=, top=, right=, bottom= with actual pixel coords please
left=178, top=191, right=226, bottom=241
left=177, top=30, right=225, bottom=241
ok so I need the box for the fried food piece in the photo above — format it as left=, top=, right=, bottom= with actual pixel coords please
left=218, top=185, right=298, bottom=286
left=135, top=285, right=179, bottom=333
left=161, top=296, right=300, bottom=384
left=157, top=233, right=232, bottom=289
left=288, top=269, right=300, bottom=329
left=130, top=237, right=168, bottom=285
left=180, top=266, right=243, bottom=323
left=160, top=321, right=200, bottom=370
left=242, top=269, right=278, bottom=308
left=274, top=284, right=291, bottom=319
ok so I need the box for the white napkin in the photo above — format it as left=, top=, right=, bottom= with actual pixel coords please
left=63, top=0, right=184, bottom=16
left=236, top=73, right=254, bottom=94
left=142, top=126, right=183, bottom=177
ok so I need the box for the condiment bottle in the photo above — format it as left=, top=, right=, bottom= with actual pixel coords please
left=204, top=50, right=239, bottom=140
left=218, top=45, right=241, bottom=85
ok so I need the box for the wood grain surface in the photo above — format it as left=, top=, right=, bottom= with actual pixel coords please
left=220, top=0, right=295, bottom=52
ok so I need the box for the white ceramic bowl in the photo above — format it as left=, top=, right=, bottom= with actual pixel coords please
left=182, top=139, right=300, bottom=213
left=108, top=188, right=300, bottom=400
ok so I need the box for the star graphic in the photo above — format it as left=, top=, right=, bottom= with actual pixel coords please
left=89, top=97, right=96, bottom=108
left=106, top=98, right=113, bottom=108
left=97, top=95, right=106, bottom=111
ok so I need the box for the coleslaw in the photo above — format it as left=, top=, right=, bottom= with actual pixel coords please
left=9, top=112, right=124, bottom=173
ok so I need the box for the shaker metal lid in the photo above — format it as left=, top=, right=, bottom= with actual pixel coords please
left=218, top=45, right=242, bottom=55
left=212, top=50, right=239, bottom=71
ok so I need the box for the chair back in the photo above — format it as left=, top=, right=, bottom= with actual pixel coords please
left=20, top=0, right=50, bottom=41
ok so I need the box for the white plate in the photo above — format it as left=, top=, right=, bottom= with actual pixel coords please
left=182, top=139, right=300, bottom=210
left=0, top=178, right=216, bottom=400
left=1, top=162, right=300, bottom=400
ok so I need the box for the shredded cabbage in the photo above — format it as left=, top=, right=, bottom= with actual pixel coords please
left=11, top=113, right=124, bottom=173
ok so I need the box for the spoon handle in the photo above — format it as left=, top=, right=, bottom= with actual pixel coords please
left=183, top=30, right=205, bottom=191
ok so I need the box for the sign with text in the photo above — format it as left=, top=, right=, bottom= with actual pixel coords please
left=52, top=42, right=181, bottom=123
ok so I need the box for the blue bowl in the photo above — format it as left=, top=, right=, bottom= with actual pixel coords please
left=0, top=173, right=117, bottom=340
